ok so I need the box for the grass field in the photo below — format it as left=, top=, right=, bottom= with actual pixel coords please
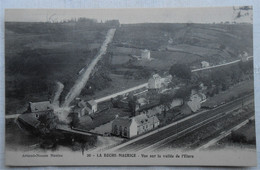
left=202, top=80, right=254, bottom=108
left=5, top=21, right=111, bottom=114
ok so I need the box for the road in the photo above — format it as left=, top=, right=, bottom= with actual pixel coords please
left=5, top=114, right=21, bottom=119
left=63, top=28, right=116, bottom=107
left=191, top=59, right=240, bottom=72
left=108, top=94, right=253, bottom=152
left=5, top=56, right=253, bottom=119
left=52, top=81, right=64, bottom=106
left=197, top=115, right=255, bottom=150
left=95, top=83, right=148, bottom=103
left=94, top=57, right=253, bottom=104
left=191, top=56, right=253, bottom=72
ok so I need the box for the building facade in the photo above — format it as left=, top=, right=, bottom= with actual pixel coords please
left=201, top=61, right=210, bottom=68
left=112, top=114, right=160, bottom=138
left=141, top=49, right=151, bottom=60
left=86, top=100, right=97, bottom=113
left=148, top=74, right=162, bottom=89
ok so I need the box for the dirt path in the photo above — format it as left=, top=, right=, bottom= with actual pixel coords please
left=62, top=28, right=116, bottom=107
left=52, top=81, right=64, bottom=107
left=95, top=83, right=148, bottom=103
left=192, top=59, right=241, bottom=72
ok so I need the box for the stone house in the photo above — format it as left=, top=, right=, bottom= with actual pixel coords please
left=148, top=74, right=162, bottom=90
left=111, top=114, right=159, bottom=138
left=86, top=100, right=97, bottom=113
left=201, top=61, right=210, bottom=68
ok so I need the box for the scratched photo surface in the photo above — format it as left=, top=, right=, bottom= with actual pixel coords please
left=5, top=7, right=256, bottom=166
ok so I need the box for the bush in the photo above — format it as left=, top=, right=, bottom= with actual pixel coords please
left=230, top=131, right=247, bottom=143
left=169, top=64, right=191, bottom=80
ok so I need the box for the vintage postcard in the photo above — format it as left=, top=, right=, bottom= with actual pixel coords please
left=5, top=7, right=256, bottom=166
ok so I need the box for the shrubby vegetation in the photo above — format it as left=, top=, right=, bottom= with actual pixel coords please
left=5, top=19, right=119, bottom=114
left=169, top=64, right=191, bottom=80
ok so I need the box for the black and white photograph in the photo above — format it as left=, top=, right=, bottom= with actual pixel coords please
left=4, top=7, right=256, bottom=166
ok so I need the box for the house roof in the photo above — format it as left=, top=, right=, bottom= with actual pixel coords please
left=152, top=74, right=161, bottom=79
left=87, top=100, right=97, bottom=106
left=201, top=61, right=209, bottom=64
left=113, top=114, right=160, bottom=128
left=133, top=114, right=159, bottom=126
left=85, top=107, right=92, bottom=113
left=29, top=101, right=53, bottom=113
left=137, top=101, right=160, bottom=112
left=197, top=93, right=206, bottom=100
left=137, top=98, right=147, bottom=105
left=112, top=117, right=132, bottom=127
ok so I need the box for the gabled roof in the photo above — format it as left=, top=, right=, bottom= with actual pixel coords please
left=85, top=107, right=92, bottom=113
left=150, top=116, right=159, bottom=124
left=201, top=61, right=209, bottom=64
left=133, top=114, right=148, bottom=125
left=137, top=101, right=160, bottom=112
left=78, top=100, right=87, bottom=108
left=87, top=100, right=97, bottom=106
left=152, top=74, right=161, bottom=79
left=112, top=117, right=132, bottom=127
left=29, top=101, right=53, bottom=113
left=137, top=98, right=147, bottom=105
left=134, top=114, right=159, bottom=126
left=113, top=114, right=160, bottom=128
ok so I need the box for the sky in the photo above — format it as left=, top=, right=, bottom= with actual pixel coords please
left=5, top=6, right=253, bottom=24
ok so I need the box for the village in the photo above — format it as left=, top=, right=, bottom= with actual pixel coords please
left=5, top=19, right=254, bottom=152
left=17, top=47, right=253, bottom=149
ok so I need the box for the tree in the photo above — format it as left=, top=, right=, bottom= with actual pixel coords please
left=174, top=86, right=191, bottom=100
left=127, top=93, right=137, bottom=117
left=159, top=94, right=174, bottom=117
left=211, top=69, right=229, bottom=90
left=37, top=111, right=59, bottom=136
left=169, top=64, right=191, bottom=80
left=111, top=95, right=124, bottom=108
left=69, top=112, right=80, bottom=128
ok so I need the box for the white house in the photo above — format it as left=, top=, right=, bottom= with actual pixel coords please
left=28, top=101, right=53, bottom=113
left=141, top=49, right=151, bottom=60
left=72, top=100, right=90, bottom=117
left=201, top=61, right=210, bottom=68
left=240, top=51, right=249, bottom=62
left=86, top=100, right=97, bottom=113
left=72, top=99, right=97, bottom=117
left=112, top=114, right=160, bottom=138
left=186, top=90, right=205, bottom=112
left=148, top=74, right=162, bottom=89
left=187, top=97, right=201, bottom=112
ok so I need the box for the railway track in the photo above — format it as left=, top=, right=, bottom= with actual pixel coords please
left=154, top=111, right=254, bottom=152
left=114, top=94, right=253, bottom=152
